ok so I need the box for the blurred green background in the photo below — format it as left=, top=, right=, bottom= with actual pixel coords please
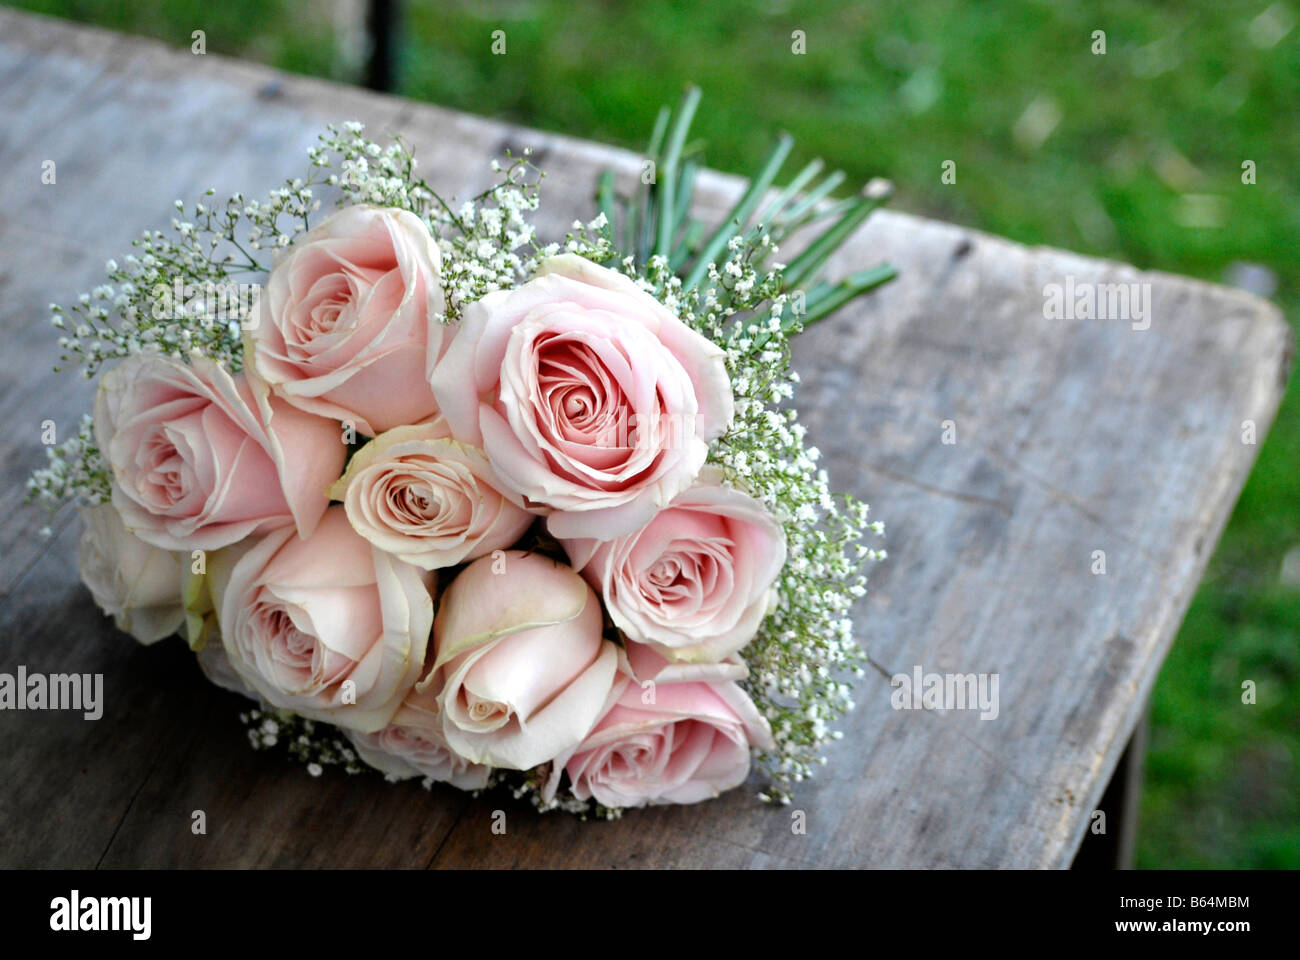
left=6, top=0, right=1297, bottom=868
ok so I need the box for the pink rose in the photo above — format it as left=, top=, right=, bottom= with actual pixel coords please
left=543, top=642, right=774, bottom=808
left=210, top=507, right=434, bottom=732
left=423, top=549, right=619, bottom=769
left=345, top=680, right=491, bottom=790
left=429, top=254, right=732, bottom=540
left=94, top=354, right=344, bottom=551
left=194, top=641, right=258, bottom=702
left=77, top=503, right=185, bottom=644
left=563, top=467, right=785, bottom=662
left=245, top=205, right=446, bottom=436
left=326, top=421, right=534, bottom=569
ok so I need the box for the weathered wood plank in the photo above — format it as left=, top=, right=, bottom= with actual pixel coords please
left=0, top=8, right=1290, bottom=868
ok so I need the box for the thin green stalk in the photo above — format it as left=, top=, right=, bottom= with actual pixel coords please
left=669, top=220, right=704, bottom=271
left=786, top=195, right=859, bottom=230
left=672, top=160, right=699, bottom=232
left=682, top=132, right=794, bottom=291
left=655, top=87, right=702, bottom=259
left=737, top=159, right=829, bottom=268
left=749, top=264, right=897, bottom=350
left=645, top=106, right=671, bottom=161
left=597, top=170, right=618, bottom=241
left=781, top=193, right=888, bottom=291
left=796, top=264, right=897, bottom=325
left=755, top=157, right=824, bottom=227
left=621, top=192, right=636, bottom=261
left=776, top=169, right=846, bottom=225
left=637, top=184, right=655, bottom=264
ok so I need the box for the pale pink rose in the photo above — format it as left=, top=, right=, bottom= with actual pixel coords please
left=345, top=680, right=491, bottom=790
left=543, top=642, right=775, bottom=808
left=563, top=467, right=785, bottom=663
left=326, top=422, right=534, bottom=570
left=94, top=354, right=344, bottom=552
left=183, top=562, right=258, bottom=701
left=245, top=205, right=446, bottom=436
left=210, top=507, right=434, bottom=732
left=77, top=502, right=185, bottom=644
left=429, top=254, right=733, bottom=540
left=423, top=549, right=619, bottom=770
left=194, top=641, right=259, bottom=702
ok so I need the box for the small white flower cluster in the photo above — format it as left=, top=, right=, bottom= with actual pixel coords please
left=26, top=414, right=110, bottom=518
left=628, top=236, right=885, bottom=806
left=314, top=122, right=430, bottom=213
left=47, top=180, right=323, bottom=382
left=312, top=124, right=615, bottom=321
left=240, top=707, right=367, bottom=776
left=30, top=125, right=581, bottom=518
left=507, top=767, right=625, bottom=820
left=32, top=155, right=337, bottom=516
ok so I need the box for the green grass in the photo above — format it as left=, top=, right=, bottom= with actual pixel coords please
left=6, top=0, right=1297, bottom=868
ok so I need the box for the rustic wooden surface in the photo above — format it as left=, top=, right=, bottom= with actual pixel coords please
left=0, top=8, right=1290, bottom=869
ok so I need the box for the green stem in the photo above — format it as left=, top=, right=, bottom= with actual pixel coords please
left=755, top=157, right=823, bottom=226
left=655, top=87, right=702, bottom=260
left=682, top=132, right=793, bottom=291
left=645, top=106, right=671, bottom=161
left=775, top=169, right=846, bottom=225
left=746, top=264, right=896, bottom=350
left=597, top=170, right=618, bottom=241
left=795, top=264, right=897, bottom=326
left=669, top=220, right=704, bottom=270
left=672, top=160, right=699, bottom=233
left=781, top=193, right=888, bottom=291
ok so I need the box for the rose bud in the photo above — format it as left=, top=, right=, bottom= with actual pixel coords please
left=94, top=353, right=345, bottom=551
left=326, top=422, right=533, bottom=570
left=424, top=549, right=618, bottom=770
left=210, top=506, right=434, bottom=732
left=429, top=254, right=733, bottom=540
left=245, top=205, right=447, bottom=437
left=77, top=502, right=185, bottom=644
left=543, top=642, right=775, bottom=808
left=562, top=467, right=785, bottom=662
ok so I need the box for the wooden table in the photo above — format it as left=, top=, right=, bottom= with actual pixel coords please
left=0, top=8, right=1290, bottom=869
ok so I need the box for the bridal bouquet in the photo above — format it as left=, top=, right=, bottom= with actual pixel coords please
left=30, top=90, right=890, bottom=815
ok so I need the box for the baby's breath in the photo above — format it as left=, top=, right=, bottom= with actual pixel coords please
left=240, top=708, right=368, bottom=776
left=26, top=414, right=110, bottom=519
left=621, top=235, right=885, bottom=805
left=48, top=179, right=322, bottom=381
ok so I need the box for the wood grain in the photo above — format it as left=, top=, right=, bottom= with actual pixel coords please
left=0, top=8, right=1290, bottom=868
